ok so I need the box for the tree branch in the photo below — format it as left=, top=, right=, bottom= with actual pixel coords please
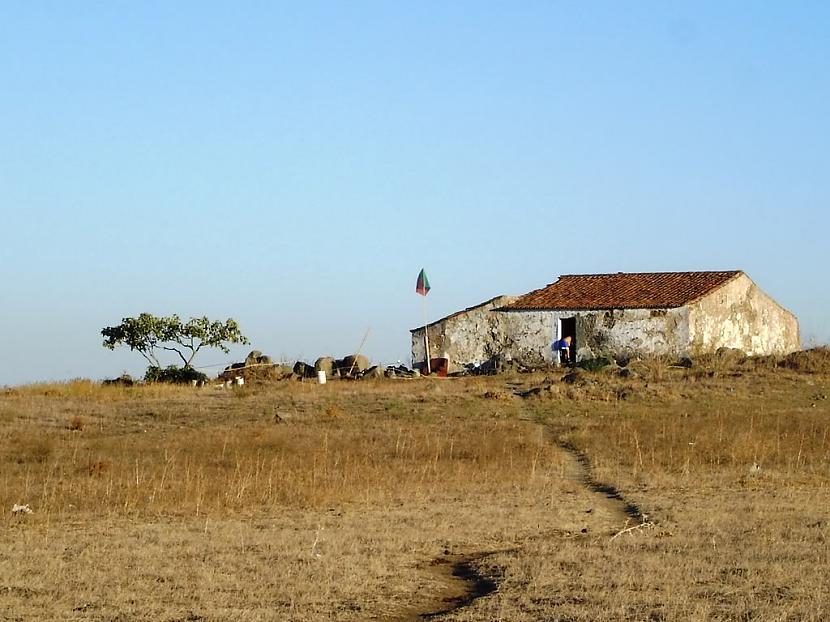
left=160, top=346, right=189, bottom=367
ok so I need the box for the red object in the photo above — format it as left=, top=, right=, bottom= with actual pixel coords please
left=419, top=358, right=448, bottom=377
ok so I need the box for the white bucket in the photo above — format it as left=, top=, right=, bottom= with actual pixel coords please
left=317, top=371, right=327, bottom=385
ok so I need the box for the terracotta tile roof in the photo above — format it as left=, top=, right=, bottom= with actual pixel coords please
left=504, top=271, right=743, bottom=311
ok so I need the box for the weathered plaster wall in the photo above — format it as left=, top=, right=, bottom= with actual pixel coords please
left=499, top=311, right=556, bottom=367
left=687, top=274, right=800, bottom=355
left=499, top=308, right=690, bottom=363
left=411, top=296, right=516, bottom=370
left=413, top=304, right=693, bottom=369
left=576, top=308, right=690, bottom=359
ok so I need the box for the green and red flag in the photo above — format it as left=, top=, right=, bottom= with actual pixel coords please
left=415, top=268, right=431, bottom=296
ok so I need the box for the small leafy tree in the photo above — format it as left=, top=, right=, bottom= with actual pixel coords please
left=102, top=313, right=250, bottom=374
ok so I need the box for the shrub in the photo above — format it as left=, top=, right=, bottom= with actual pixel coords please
left=578, top=356, right=613, bottom=372
left=144, top=365, right=208, bottom=385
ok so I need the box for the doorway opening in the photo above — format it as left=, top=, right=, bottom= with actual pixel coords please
left=559, top=317, right=576, bottom=365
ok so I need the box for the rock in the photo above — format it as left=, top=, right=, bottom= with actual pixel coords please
left=293, top=361, right=317, bottom=379
left=245, top=350, right=263, bottom=366
left=561, top=369, right=588, bottom=385
left=385, top=364, right=415, bottom=378
left=338, top=354, right=369, bottom=376
left=360, top=365, right=384, bottom=380
left=576, top=346, right=595, bottom=361
left=315, top=357, right=335, bottom=376
left=676, top=357, right=694, bottom=368
left=257, top=355, right=272, bottom=365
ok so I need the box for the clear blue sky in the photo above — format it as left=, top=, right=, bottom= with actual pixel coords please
left=1, top=2, right=827, bottom=385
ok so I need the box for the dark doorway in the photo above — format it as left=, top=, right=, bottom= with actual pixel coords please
left=560, top=317, right=576, bottom=364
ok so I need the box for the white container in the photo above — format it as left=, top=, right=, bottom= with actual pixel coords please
left=235, top=376, right=244, bottom=386
left=317, top=371, right=327, bottom=385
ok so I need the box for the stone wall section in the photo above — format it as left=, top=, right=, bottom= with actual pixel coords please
left=687, top=273, right=800, bottom=355
left=411, top=296, right=516, bottom=370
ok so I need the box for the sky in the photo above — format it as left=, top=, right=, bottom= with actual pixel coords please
left=1, top=2, right=828, bottom=385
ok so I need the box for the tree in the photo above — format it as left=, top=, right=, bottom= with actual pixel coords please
left=102, top=313, right=250, bottom=370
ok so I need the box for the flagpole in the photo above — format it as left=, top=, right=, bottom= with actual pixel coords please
left=422, top=295, right=431, bottom=375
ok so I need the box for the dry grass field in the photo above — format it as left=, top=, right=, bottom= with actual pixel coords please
left=1, top=350, right=828, bottom=621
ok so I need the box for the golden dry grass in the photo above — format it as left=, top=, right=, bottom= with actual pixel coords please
left=1, top=356, right=829, bottom=621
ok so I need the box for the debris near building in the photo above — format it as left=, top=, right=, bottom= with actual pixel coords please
left=411, top=271, right=800, bottom=372
left=293, top=353, right=375, bottom=381
left=220, top=350, right=292, bottom=383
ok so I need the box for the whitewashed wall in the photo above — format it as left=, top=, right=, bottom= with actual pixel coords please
left=688, top=273, right=800, bottom=355
left=499, top=308, right=690, bottom=364
left=411, top=296, right=516, bottom=370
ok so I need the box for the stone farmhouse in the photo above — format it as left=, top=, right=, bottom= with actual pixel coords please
left=411, top=270, right=800, bottom=371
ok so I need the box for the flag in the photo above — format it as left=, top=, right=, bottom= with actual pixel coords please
left=415, top=268, right=431, bottom=296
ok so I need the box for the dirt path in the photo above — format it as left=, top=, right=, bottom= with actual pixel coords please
left=388, top=551, right=500, bottom=622
left=554, top=436, right=645, bottom=524
left=389, top=420, right=650, bottom=621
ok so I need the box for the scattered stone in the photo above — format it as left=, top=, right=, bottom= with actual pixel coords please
left=339, top=354, right=370, bottom=375
left=360, top=365, right=384, bottom=380
left=562, top=370, right=587, bottom=385
left=315, top=357, right=335, bottom=376
left=245, top=350, right=263, bottom=366
left=385, top=364, right=416, bottom=379
left=576, top=346, right=595, bottom=361
left=293, top=361, right=317, bottom=379
left=715, top=347, right=747, bottom=364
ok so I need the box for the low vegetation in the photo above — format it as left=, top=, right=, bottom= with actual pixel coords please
left=1, top=350, right=828, bottom=620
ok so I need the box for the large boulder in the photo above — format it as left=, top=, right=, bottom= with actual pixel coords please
left=293, top=361, right=317, bottom=379
left=245, top=350, right=263, bottom=366
left=315, top=357, right=335, bottom=376
left=337, top=354, right=370, bottom=376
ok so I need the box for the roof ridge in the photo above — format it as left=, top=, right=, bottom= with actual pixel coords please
left=505, top=270, right=746, bottom=311
left=558, top=269, right=742, bottom=278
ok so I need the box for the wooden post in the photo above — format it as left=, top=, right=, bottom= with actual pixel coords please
left=348, top=328, right=371, bottom=377
left=422, top=296, right=431, bottom=374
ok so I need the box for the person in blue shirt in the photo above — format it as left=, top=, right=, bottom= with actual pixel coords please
left=552, top=335, right=573, bottom=366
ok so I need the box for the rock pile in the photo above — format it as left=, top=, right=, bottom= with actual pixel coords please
left=220, top=350, right=290, bottom=383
